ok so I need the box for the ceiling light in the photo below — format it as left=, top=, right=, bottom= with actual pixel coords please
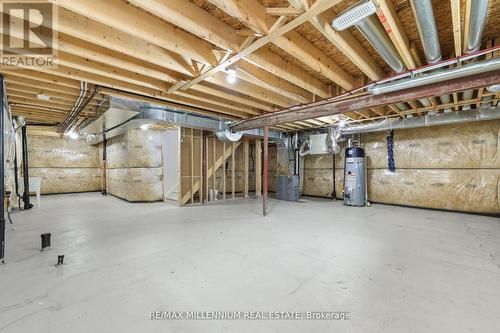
left=226, top=68, right=237, bottom=84
left=68, top=131, right=79, bottom=140
left=140, top=124, right=150, bottom=131
left=37, top=94, right=50, bottom=101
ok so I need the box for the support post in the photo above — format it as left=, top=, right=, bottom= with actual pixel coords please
left=101, top=133, right=107, bottom=196
left=255, top=139, right=262, bottom=198
left=212, top=137, right=216, bottom=201
left=231, top=142, right=235, bottom=199
left=0, top=75, right=5, bottom=261
left=190, top=128, right=194, bottom=204
left=243, top=139, right=249, bottom=198
left=222, top=142, right=226, bottom=200
left=263, top=126, right=269, bottom=216
left=205, top=136, right=209, bottom=202
left=200, top=130, right=204, bottom=204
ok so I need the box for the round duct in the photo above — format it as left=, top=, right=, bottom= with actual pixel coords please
left=215, top=129, right=243, bottom=142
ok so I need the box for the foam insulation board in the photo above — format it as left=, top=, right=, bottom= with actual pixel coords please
left=107, top=167, right=163, bottom=202
left=28, top=135, right=99, bottom=168
left=29, top=168, right=101, bottom=194
left=106, top=129, right=163, bottom=169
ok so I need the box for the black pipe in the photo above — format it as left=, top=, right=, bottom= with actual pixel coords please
left=332, top=154, right=337, bottom=200
left=294, top=149, right=299, bottom=176
left=101, top=133, right=107, bottom=196
left=0, top=75, right=5, bottom=261
left=21, top=126, right=32, bottom=210
left=13, top=142, right=19, bottom=197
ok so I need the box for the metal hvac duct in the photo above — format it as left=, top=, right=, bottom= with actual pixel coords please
left=462, top=0, right=490, bottom=108
left=332, top=0, right=405, bottom=74
left=368, top=58, right=500, bottom=95
left=409, top=0, right=451, bottom=109
left=339, top=105, right=500, bottom=134
left=465, top=0, right=490, bottom=54
left=409, top=0, right=441, bottom=64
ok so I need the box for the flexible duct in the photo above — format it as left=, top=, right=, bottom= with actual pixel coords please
left=325, top=127, right=342, bottom=154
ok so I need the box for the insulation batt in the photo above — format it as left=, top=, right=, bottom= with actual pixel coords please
left=28, top=135, right=99, bottom=168
left=107, top=168, right=163, bottom=202
left=28, top=135, right=100, bottom=194
left=302, top=120, right=500, bottom=213
left=29, top=168, right=101, bottom=194
left=105, top=129, right=164, bottom=202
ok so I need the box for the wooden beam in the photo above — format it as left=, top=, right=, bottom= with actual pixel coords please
left=266, top=7, right=303, bottom=16
left=287, top=1, right=385, bottom=80
left=450, top=0, right=462, bottom=57
left=373, top=0, right=416, bottom=69
left=49, top=0, right=217, bottom=65
left=208, top=0, right=271, bottom=34
left=236, top=61, right=312, bottom=103
left=231, top=70, right=500, bottom=131
left=178, top=0, right=344, bottom=91
left=126, top=0, right=331, bottom=100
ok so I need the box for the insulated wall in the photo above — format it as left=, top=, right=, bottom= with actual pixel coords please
left=303, top=120, right=500, bottom=214
left=28, top=134, right=101, bottom=194
left=105, top=129, right=164, bottom=202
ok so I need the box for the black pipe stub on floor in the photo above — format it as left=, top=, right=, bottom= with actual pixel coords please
left=57, top=255, right=64, bottom=265
left=41, top=233, right=51, bottom=250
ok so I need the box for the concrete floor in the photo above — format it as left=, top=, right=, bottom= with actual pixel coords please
left=0, top=193, right=499, bottom=333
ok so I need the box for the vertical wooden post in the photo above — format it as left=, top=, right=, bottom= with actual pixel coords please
left=212, top=136, right=216, bottom=201
left=177, top=127, right=182, bottom=206
left=231, top=141, right=235, bottom=199
left=263, top=127, right=268, bottom=216
left=243, top=139, right=249, bottom=198
left=200, top=130, right=204, bottom=204
left=190, top=128, right=194, bottom=204
left=255, top=138, right=261, bottom=198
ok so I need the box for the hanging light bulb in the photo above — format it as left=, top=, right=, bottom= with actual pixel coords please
left=226, top=68, right=237, bottom=84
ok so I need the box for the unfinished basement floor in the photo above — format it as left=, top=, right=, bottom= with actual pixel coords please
left=1, top=193, right=499, bottom=333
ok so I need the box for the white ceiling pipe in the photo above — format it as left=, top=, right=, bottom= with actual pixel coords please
left=368, top=58, right=500, bottom=95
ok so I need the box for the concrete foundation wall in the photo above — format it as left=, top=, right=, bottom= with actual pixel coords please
left=303, top=120, right=500, bottom=214
left=28, top=135, right=100, bottom=194
left=105, top=129, right=163, bottom=202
